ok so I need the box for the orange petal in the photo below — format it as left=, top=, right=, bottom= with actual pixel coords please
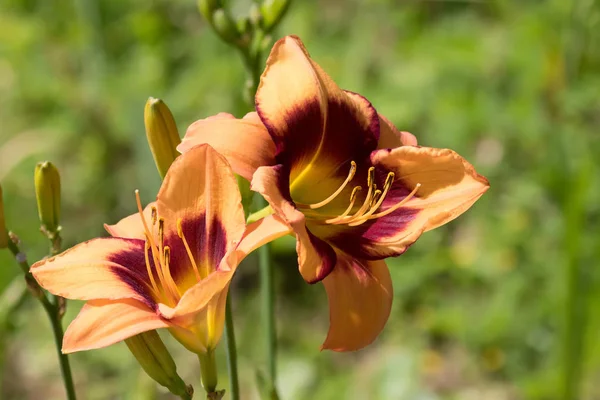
left=321, top=254, right=392, bottom=351
left=31, top=238, right=155, bottom=305
left=252, top=165, right=335, bottom=283
left=104, top=202, right=155, bottom=239
left=376, top=113, right=417, bottom=148
left=256, top=36, right=379, bottom=190
left=178, top=112, right=275, bottom=181
left=157, top=144, right=246, bottom=285
left=236, top=214, right=292, bottom=260
left=343, top=91, right=417, bottom=149
left=162, top=280, right=231, bottom=354
left=349, top=146, right=489, bottom=258
left=160, top=270, right=232, bottom=321
left=62, top=298, right=169, bottom=353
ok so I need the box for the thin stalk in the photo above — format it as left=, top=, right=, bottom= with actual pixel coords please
left=6, top=235, right=76, bottom=400
left=224, top=295, right=240, bottom=400
left=247, top=205, right=273, bottom=224
left=240, top=32, right=280, bottom=399
left=46, top=302, right=77, bottom=400
left=258, top=228, right=277, bottom=398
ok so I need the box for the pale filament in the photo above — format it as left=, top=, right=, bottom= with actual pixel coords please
left=325, top=186, right=362, bottom=224
left=144, top=241, right=160, bottom=295
left=297, top=166, right=421, bottom=227
left=296, top=161, right=357, bottom=210
left=135, top=190, right=180, bottom=304
left=177, top=218, right=202, bottom=282
left=347, top=172, right=396, bottom=226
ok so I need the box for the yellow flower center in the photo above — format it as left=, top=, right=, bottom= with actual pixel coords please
left=135, top=191, right=203, bottom=307
left=296, top=162, right=420, bottom=227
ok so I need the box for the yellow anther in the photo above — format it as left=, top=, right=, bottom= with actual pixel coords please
left=151, top=207, right=158, bottom=225
left=158, top=218, right=165, bottom=249
left=135, top=190, right=179, bottom=305
left=176, top=218, right=184, bottom=238
left=370, top=190, right=382, bottom=208
left=342, top=167, right=376, bottom=223
left=144, top=241, right=160, bottom=296
left=367, top=166, right=375, bottom=187
left=162, top=246, right=181, bottom=298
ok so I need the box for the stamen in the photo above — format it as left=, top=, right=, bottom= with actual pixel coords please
left=135, top=190, right=179, bottom=304
left=363, top=183, right=421, bottom=220
left=348, top=172, right=395, bottom=226
left=162, top=246, right=181, bottom=298
left=370, top=190, right=382, bottom=208
left=158, top=218, right=165, bottom=263
left=144, top=241, right=160, bottom=295
left=326, top=186, right=362, bottom=224
left=156, top=219, right=180, bottom=298
left=342, top=167, right=375, bottom=223
left=135, top=191, right=162, bottom=271
left=151, top=207, right=158, bottom=225
left=301, top=161, right=357, bottom=210
left=177, top=218, right=202, bottom=281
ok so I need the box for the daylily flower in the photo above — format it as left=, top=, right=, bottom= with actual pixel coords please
left=179, top=36, right=490, bottom=351
left=30, top=144, right=283, bottom=356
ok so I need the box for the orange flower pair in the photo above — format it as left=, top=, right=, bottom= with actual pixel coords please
left=32, top=35, right=488, bottom=356
left=31, top=145, right=280, bottom=354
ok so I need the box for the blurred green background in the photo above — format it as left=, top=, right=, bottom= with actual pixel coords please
left=1, top=0, right=599, bottom=399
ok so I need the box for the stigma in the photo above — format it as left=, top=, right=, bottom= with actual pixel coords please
left=296, top=162, right=420, bottom=226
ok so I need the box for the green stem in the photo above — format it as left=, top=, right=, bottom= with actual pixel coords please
left=6, top=235, right=76, bottom=400
left=247, top=205, right=273, bottom=224
left=45, top=302, right=77, bottom=400
left=258, top=224, right=277, bottom=397
left=224, top=294, right=240, bottom=400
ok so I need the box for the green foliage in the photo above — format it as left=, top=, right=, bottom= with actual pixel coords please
left=1, top=0, right=599, bottom=399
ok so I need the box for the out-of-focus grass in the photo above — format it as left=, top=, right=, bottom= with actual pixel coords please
left=1, top=0, right=599, bottom=399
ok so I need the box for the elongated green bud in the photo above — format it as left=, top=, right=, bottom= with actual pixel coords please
left=125, top=331, right=193, bottom=399
left=144, top=97, right=181, bottom=179
left=260, top=0, right=291, bottom=32
left=212, top=9, right=240, bottom=43
left=0, top=184, right=8, bottom=249
left=198, top=0, right=220, bottom=22
left=34, top=162, right=61, bottom=234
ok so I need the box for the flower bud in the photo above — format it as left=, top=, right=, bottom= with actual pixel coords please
left=260, top=0, right=291, bottom=32
left=125, top=331, right=193, bottom=398
left=198, top=0, right=220, bottom=23
left=0, top=184, right=8, bottom=249
left=34, top=161, right=61, bottom=234
left=144, top=97, right=181, bottom=179
left=212, top=9, right=240, bottom=43
left=249, top=3, right=262, bottom=27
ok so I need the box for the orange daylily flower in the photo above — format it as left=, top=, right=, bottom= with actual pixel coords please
left=31, top=144, right=284, bottom=354
left=179, top=36, right=490, bottom=351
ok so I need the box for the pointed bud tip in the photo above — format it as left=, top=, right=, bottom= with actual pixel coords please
left=144, top=97, right=181, bottom=179
left=125, top=331, right=191, bottom=397
left=34, top=161, right=61, bottom=234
